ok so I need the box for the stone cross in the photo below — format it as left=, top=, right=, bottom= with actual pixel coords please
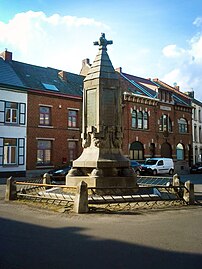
left=93, top=33, right=113, bottom=50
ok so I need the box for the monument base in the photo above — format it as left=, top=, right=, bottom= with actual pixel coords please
left=66, top=175, right=138, bottom=194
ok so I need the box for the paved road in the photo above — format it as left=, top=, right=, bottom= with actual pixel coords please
left=0, top=178, right=202, bottom=269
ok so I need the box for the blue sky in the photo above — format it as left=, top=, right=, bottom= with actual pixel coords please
left=0, top=0, right=202, bottom=100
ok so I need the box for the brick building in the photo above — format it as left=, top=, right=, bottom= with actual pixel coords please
left=117, top=69, right=193, bottom=173
left=0, top=50, right=83, bottom=177
left=26, top=90, right=82, bottom=176
left=0, top=49, right=194, bottom=178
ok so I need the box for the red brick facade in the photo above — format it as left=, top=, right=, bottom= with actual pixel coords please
left=119, top=74, right=193, bottom=173
left=27, top=90, right=82, bottom=171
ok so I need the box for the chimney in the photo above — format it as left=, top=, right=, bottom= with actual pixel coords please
left=80, top=58, right=91, bottom=76
left=58, top=70, right=68, bottom=81
left=174, top=85, right=180, bottom=91
left=82, top=58, right=90, bottom=67
left=115, top=67, right=122, bottom=73
left=0, top=49, right=12, bottom=61
left=185, top=91, right=194, bottom=98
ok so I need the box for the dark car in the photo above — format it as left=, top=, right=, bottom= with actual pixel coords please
left=130, top=160, right=142, bottom=175
left=47, top=165, right=71, bottom=181
left=190, top=162, right=202, bottom=174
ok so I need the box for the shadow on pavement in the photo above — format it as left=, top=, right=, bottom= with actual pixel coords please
left=0, top=217, right=201, bottom=269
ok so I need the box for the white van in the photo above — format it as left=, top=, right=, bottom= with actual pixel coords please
left=141, top=158, right=174, bottom=176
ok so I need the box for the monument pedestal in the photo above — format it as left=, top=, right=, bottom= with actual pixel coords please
left=66, top=175, right=137, bottom=188
left=66, top=33, right=138, bottom=194
left=66, top=174, right=138, bottom=195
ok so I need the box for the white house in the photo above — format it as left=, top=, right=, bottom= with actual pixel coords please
left=192, top=99, right=202, bottom=163
left=0, top=87, right=27, bottom=177
left=185, top=91, right=202, bottom=164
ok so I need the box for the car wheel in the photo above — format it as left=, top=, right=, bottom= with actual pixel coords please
left=152, top=169, right=157, bottom=176
left=169, top=169, right=174, bottom=175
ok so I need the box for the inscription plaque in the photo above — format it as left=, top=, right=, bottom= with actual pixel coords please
left=103, top=89, right=116, bottom=125
left=87, top=89, right=97, bottom=126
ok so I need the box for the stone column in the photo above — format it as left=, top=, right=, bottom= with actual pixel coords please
left=43, top=173, right=51, bottom=188
left=183, top=180, right=195, bottom=205
left=5, top=176, right=17, bottom=201
left=74, top=181, right=89, bottom=213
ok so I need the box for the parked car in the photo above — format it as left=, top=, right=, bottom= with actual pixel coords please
left=140, top=158, right=174, bottom=176
left=190, top=162, right=202, bottom=174
left=47, top=165, right=71, bottom=181
left=130, top=160, right=142, bottom=175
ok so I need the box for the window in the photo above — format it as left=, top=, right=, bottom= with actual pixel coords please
left=178, top=118, right=188, bottom=133
left=137, top=112, right=143, bottom=129
left=199, top=109, right=201, bottom=122
left=0, top=138, right=25, bottom=166
left=3, top=138, right=17, bottom=165
left=199, top=126, right=202, bottom=143
left=0, top=101, right=26, bottom=125
left=68, top=110, right=78, bottom=128
left=39, top=106, right=51, bottom=126
left=42, top=83, right=59, bottom=92
left=130, top=141, right=144, bottom=160
left=193, top=107, right=196, bottom=120
left=131, top=110, right=137, bottom=128
left=194, top=125, right=197, bottom=142
left=68, top=141, right=78, bottom=161
left=37, top=140, right=52, bottom=165
left=158, top=160, right=164, bottom=166
left=159, top=114, right=172, bottom=132
left=143, top=112, right=149, bottom=129
left=176, top=143, right=184, bottom=160
left=132, top=110, right=149, bottom=130
left=195, top=146, right=198, bottom=163
left=5, top=102, right=18, bottom=123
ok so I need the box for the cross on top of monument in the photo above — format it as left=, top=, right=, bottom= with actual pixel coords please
left=93, top=33, right=113, bottom=50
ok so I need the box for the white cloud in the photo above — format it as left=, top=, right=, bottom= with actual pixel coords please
left=0, top=11, right=109, bottom=72
left=162, top=44, right=186, bottom=58
left=193, top=17, right=202, bottom=27
left=190, top=34, right=202, bottom=63
left=161, top=18, right=202, bottom=101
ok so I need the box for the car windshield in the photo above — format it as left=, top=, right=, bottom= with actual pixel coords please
left=145, top=160, right=158, bottom=165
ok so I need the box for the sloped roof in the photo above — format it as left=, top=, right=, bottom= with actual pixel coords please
left=10, top=61, right=84, bottom=97
left=0, top=55, right=84, bottom=97
left=153, top=78, right=191, bottom=106
left=0, top=58, right=24, bottom=88
left=121, top=72, right=158, bottom=98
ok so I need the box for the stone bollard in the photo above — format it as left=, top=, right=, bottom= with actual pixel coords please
left=5, top=176, right=17, bottom=201
left=74, top=181, right=88, bottom=213
left=183, top=180, right=195, bottom=205
left=172, top=173, right=184, bottom=197
left=172, top=174, right=180, bottom=186
left=43, top=173, right=51, bottom=188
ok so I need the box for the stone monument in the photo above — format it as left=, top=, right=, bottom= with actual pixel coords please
left=66, top=33, right=137, bottom=189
